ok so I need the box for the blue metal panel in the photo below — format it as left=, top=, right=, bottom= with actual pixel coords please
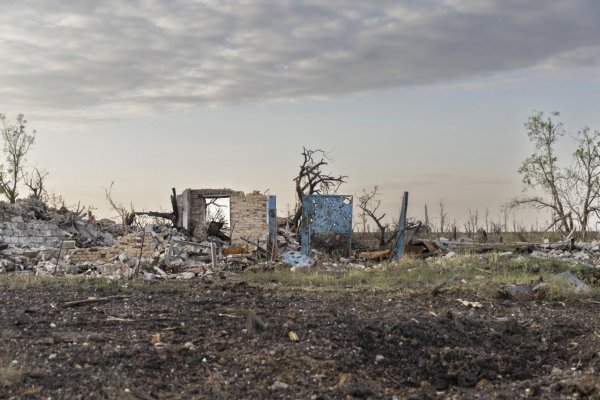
left=395, top=191, right=409, bottom=259
left=268, top=195, right=277, bottom=249
left=300, top=195, right=353, bottom=255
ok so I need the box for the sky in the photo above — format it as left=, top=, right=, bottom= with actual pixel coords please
left=2, top=0, right=600, bottom=229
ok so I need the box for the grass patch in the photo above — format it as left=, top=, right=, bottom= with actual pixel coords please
left=0, top=365, right=26, bottom=389
left=243, top=254, right=600, bottom=300
left=0, top=274, right=195, bottom=295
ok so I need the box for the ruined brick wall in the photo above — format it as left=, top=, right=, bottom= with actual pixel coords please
left=67, top=232, right=155, bottom=263
left=230, top=192, right=269, bottom=245
left=178, top=189, right=243, bottom=232
left=0, top=221, right=64, bottom=247
left=177, top=188, right=269, bottom=245
left=188, top=190, right=205, bottom=232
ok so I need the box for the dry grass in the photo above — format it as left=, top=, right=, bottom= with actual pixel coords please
left=242, top=254, right=600, bottom=301
left=0, top=365, right=26, bottom=389
left=0, top=274, right=193, bottom=294
left=0, top=254, right=597, bottom=301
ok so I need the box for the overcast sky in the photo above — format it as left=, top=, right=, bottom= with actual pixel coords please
left=2, top=0, right=600, bottom=227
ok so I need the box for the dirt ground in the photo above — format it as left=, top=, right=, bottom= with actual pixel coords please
left=1, top=277, right=599, bottom=400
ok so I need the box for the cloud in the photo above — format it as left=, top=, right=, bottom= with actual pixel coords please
left=540, top=46, right=600, bottom=70
left=0, top=0, right=599, bottom=118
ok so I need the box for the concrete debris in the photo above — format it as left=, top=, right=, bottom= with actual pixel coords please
left=557, top=271, right=591, bottom=293
left=144, top=272, right=158, bottom=281
left=283, top=251, right=314, bottom=271
left=288, top=331, right=300, bottom=342
left=176, top=272, right=196, bottom=280
left=270, top=381, right=289, bottom=390
left=277, top=228, right=300, bottom=251
left=503, top=282, right=548, bottom=300
left=3, top=194, right=600, bottom=282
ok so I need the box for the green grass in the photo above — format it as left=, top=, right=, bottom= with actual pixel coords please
left=242, top=254, right=600, bottom=300
left=1, top=253, right=597, bottom=301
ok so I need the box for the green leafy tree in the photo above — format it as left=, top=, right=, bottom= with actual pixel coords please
left=509, top=111, right=600, bottom=238
left=0, top=113, right=36, bottom=203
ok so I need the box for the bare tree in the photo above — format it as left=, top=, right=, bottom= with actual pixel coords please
left=291, top=147, right=347, bottom=230
left=205, top=198, right=228, bottom=226
left=438, top=199, right=447, bottom=234
left=357, top=186, right=395, bottom=248
left=105, top=181, right=135, bottom=227
left=424, top=203, right=430, bottom=233
left=464, top=208, right=479, bottom=237
left=563, top=127, right=600, bottom=239
left=24, top=167, right=49, bottom=200
left=0, top=113, right=36, bottom=203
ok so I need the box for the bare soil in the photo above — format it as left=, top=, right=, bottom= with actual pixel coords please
left=1, top=278, right=599, bottom=399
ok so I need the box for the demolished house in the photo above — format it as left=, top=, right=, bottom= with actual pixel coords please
left=5, top=188, right=597, bottom=279
left=0, top=189, right=415, bottom=276
left=0, top=189, right=280, bottom=278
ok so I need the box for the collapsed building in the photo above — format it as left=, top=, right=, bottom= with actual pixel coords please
left=0, top=188, right=433, bottom=276
left=0, top=189, right=280, bottom=277
left=3, top=190, right=600, bottom=278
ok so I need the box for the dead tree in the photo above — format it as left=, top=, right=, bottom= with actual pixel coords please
left=133, top=188, right=180, bottom=226
left=357, top=186, right=395, bottom=248
left=291, top=147, right=347, bottom=230
left=105, top=181, right=135, bottom=227
left=24, top=167, right=49, bottom=200
left=438, top=199, right=447, bottom=234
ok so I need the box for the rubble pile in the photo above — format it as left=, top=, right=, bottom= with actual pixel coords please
left=529, top=240, right=600, bottom=264
left=276, top=228, right=300, bottom=251
left=0, top=198, right=118, bottom=248
left=2, top=195, right=600, bottom=280
left=434, top=236, right=600, bottom=266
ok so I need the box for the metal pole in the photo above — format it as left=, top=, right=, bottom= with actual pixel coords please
left=268, top=195, right=277, bottom=258
left=396, top=191, right=409, bottom=259
left=53, top=238, right=65, bottom=276
left=210, top=242, right=217, bottom=269
left=134, top=231, right=146, bottom=278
